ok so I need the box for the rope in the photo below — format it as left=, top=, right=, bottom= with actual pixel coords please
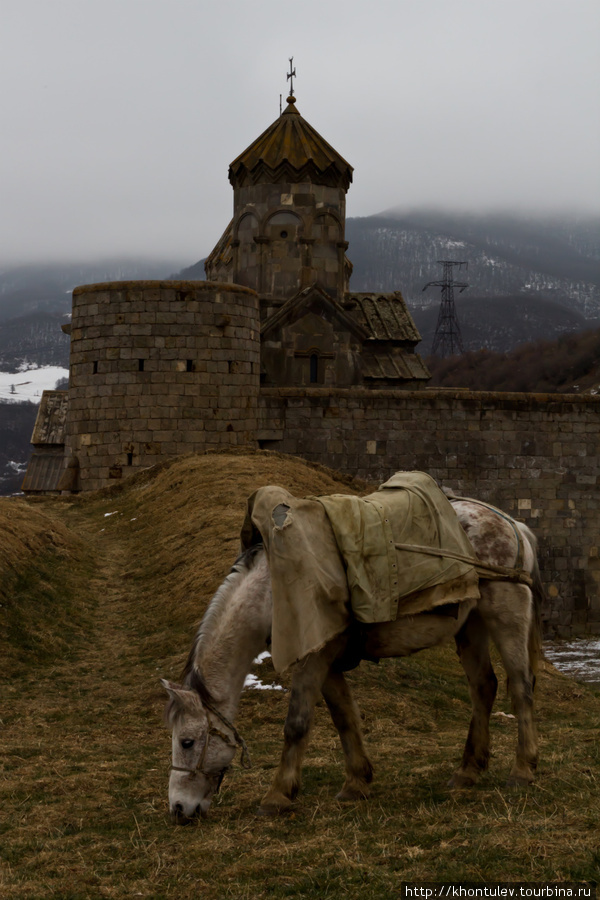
left=393, top=541, right=533, bottom=588
left=202, top=699, right=252, bottom=769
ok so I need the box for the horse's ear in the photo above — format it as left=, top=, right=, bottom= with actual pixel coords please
left=161, top=679, right=202, bottom=720
left=161, top=678, right=181, bottom=696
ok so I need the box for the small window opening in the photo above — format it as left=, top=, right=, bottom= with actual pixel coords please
left=186, top=359, right=194, bottom=372
left=93, top=361, right=98, bottom=374
left=309, top=354, right=319, bottom=384
left=280, top=230, right=288, bottom=238
left=127, top=452, right=133, bottom=466
left=138, top=359, right=145, bottom=372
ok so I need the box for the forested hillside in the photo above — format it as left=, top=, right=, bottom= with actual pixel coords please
left=427, top=327, right=600, bottom=394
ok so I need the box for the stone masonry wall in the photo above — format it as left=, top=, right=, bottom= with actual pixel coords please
left=258, top=387, right=600, bottom=637
left=66, top=281, right=260, bottom=491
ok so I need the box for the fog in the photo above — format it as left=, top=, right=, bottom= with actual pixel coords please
left=1, top=0, right=598, bottom=265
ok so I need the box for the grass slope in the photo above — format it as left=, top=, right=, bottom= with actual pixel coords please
left=1, top=452, right=599, bottom=898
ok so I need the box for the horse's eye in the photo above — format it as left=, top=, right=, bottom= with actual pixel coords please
left=181, top=739, right=194, bottom=750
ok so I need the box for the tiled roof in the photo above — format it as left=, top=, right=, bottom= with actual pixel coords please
left=229, top=97, right=353, bottom=190
left=361, top=350, right=431, bottom=382
left=21, top=449, right=65, bottom=493
left=347, top=293, right=422, bottom=343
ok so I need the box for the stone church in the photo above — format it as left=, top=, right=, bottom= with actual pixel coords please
left=22, top=87, right=429, bottom=494
left=205, top=90, right=429, bottom=390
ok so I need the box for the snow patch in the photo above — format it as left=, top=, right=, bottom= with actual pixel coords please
left=6, top=460, right=27, bottom=473
left=0, top=366, right=69, bottom=403
left=243, top=674, right=285, bottom=691
left=244, top=652, right=285, bottom=691
left=544, top=639, right=600, bottom=684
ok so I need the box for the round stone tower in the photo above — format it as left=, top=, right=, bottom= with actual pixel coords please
left=64, top=280, right=260, bottom=491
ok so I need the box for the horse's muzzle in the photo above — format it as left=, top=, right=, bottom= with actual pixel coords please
left=171, top=802, right=207, bottom=825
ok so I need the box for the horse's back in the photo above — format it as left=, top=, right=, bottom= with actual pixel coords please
left=450, top=499, right=533, bottom=571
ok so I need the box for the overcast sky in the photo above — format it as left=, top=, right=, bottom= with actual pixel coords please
left=1, top=0, right=599, bottom=266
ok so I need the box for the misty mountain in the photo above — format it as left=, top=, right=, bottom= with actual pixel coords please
left=0, top=258, right=187, bottom=371
left=346, top=210, right=600, bottom=321
left=0, top=258, right=188, bottom=324
left=0, top=313, right=70, bottom=370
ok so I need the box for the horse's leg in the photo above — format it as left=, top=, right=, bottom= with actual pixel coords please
left=321, top=670, right=373, bottom=801
left=259, top=637, right=345, bottom=815
left=481, top=582, right=538, bottom=786
left=449, top=608, right=498, bottom=788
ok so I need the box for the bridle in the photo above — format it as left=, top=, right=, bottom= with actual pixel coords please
left=170, top=700, right=252, bottom=790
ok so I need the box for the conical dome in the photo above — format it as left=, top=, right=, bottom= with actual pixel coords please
left=229, top=96, right=353, bottom=191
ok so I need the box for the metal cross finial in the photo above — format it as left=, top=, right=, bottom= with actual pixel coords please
left=287, top=57, right=296, bottom=96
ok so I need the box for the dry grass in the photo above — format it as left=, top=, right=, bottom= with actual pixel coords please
left=1, top=451, right=599, bottom=898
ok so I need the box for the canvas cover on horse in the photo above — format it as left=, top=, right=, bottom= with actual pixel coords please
left=241, top=471, right=480, bottom=673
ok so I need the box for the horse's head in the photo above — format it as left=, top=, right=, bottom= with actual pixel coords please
left=161, top=679, right=237, bottom=824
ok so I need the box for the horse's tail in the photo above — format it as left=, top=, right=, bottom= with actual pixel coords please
left=516, top=521, right=545, bottom=680
left=528, top=552, right=545, bottom=680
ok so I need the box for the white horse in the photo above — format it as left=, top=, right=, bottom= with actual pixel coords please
left=162, top=497, right=543, bottom=823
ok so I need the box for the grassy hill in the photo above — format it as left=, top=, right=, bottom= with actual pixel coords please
left=1, top=452, right=599, bottom=897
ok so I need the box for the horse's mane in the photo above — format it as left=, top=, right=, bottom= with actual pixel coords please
left=181, top=544, right=264, bottom=703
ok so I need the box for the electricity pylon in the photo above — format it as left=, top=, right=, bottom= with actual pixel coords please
left=423, top=260, right=469, bottom=357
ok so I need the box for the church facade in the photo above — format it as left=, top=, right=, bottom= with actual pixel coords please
left=204, top=92, right=429, bottom=391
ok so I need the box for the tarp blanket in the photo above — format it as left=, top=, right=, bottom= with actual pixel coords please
left=240, top=471, right=480, bottom=673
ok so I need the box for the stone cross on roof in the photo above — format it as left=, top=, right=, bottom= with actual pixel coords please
left=287, top=57, right=296, bottom=97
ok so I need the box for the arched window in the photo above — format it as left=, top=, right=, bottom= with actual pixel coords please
left=266, top=211, right=303, bottom=239
left=236, top=212, right=259, bottom=238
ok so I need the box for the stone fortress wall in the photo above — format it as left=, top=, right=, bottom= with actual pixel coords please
left=258, top=386, right=600, bottom=638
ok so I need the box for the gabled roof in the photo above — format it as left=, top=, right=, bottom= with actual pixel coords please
left=346, top=293, right=422, bottom=343
left=229, top=96, right=353, bottom=191
left=262, top=283, right=368, bottom=340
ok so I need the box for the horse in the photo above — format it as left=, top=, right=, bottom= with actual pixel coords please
left=162, top=493, right=544, bottom=824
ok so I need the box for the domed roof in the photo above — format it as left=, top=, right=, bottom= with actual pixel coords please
left=229, top=96, right=353, bottom=191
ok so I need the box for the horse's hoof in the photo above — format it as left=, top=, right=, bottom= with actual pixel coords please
left=335, top=786, right=370, bottom=802
left=448, top=772, right=477, bottom=788
left=256, top=805, right=280, bottom=817
left=505, top=774, right=534, bottom=789
left=257, top=793, right=294, bottom=816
